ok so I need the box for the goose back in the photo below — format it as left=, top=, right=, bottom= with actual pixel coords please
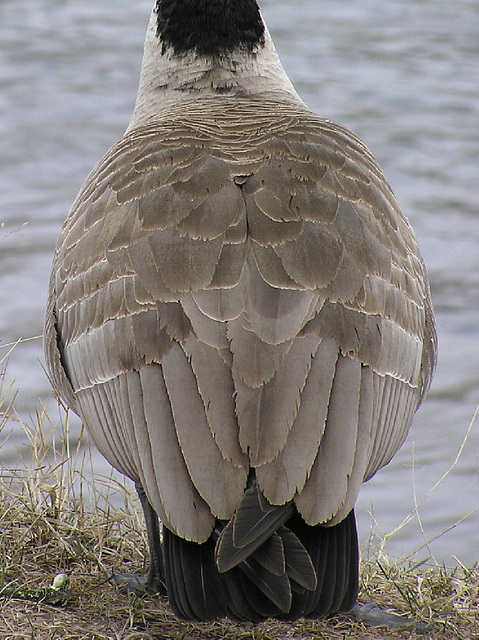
left=45, top=96, right=436, bottom=543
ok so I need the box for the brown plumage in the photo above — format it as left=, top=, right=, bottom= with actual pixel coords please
left=44, top=0, right=436, bottom=622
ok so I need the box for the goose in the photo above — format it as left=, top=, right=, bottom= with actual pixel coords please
left=44, top=0, right=437, bottom=623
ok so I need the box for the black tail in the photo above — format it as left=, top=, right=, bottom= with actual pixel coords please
left=163, top=482, right=358, bottom=622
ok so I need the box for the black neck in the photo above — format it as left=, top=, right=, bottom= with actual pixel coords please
left=155, top=0, right=265, bottom=57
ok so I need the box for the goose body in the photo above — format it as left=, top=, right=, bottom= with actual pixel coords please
left=45, top=0, right=436, bottom=621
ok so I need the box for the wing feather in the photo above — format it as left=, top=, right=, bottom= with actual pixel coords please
left=181, top=295, right=229, bottom=349
left=294, top=355, right=362, bottom=524
left=243, top=256, right=318, bottom=345
left=327, top=365, right=375, bottom=525
left=192, top=265, right=248, bottom=322
left=177, top=181, right=245, bottom=240
left=228, top=319, right=292, bottom=388
left=183, top=336, right=247, bottom=466
left=256, top=337, right=339, bottom=504
left=149, top=229, right=224, bottom=294
left=252, top=242, right=302, bottom=289
left=136, top=366, right=215, bottom=541
left=161, top=341, right=248, bottom=519
left=274, top=222, right=342, bottom=289
left=77, top=383, right=137, bottom=482
left=235, top=334, right=322, bottom=466
left=365, top=375, right=418, bottom=480
left=246, top=194, right=303, bottom=245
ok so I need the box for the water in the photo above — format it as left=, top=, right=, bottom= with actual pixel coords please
left=1, top=0, right=478, bottom=566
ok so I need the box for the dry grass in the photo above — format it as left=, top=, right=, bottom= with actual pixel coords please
left=0, top=370, right=478, bottom=639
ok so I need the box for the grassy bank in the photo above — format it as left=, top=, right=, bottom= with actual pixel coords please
left=0, top=376, right=477, bottom=639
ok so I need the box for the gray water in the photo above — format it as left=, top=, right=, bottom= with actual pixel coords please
left=1, top=0, right=478, bottom=566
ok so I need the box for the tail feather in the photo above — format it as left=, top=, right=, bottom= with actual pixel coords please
left=215, top=482, right=295, bottom=572
left=313, top=523, right=338, bottom=617
left=341, top=509, right=359, bottom=612
left=239, top=553, right=292, bottom=612
left=162, top=484, right=358, bottom=622
left=164, top=527, right=192, bottom=619
left=222, top=567, right=267, bottom=622
left=277, top=526, right=317, bottom=591
left=164, top=532, right=226, bottom=621
left=251, top=532, right=285, bottom=575
left=328, top=520, right=348, bottom=614
left=236, top=563, right=290, bottom=617
left=281, top=509, right=358, bottom=620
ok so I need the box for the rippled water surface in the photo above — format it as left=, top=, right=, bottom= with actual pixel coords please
left=1, top=0, right=478, bottom=565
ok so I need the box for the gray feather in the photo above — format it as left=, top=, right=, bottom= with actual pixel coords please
left=161, top=341, right=247, bottom=519
left=45, top=97, right=436, bottom=548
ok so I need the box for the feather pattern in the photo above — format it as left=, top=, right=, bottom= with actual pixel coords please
left=255, top=337, right=339, bottom=503
left=294, top=355, right=362, bottom=524
left=45, top=41, right=436, bottom=619
left=47, top=95, right=436, bottom=534
left=234, top=334, right=322, bottom=465
left=161, top=341, right=248, bottom=519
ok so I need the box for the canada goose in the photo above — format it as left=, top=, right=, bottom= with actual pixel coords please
left=44, top=0, right=437, bottom=623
